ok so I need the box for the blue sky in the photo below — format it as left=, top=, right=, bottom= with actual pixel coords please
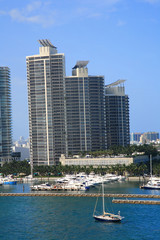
left=0, top=0, right=160, bottom=140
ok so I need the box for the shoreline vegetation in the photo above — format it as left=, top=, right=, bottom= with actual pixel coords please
left=0, top=144, right=160, bottom=178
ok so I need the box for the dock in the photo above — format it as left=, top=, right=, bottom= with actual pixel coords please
left=112, top=199, right=160, bottom=205
left=0, top=192, right=160, bottom=198
left=1, top=193, right=160, bottom=204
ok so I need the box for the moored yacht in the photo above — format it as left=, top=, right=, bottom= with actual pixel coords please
left=31, top=183, right=53, bottom=191
left=1, top=176, right=17, bottom=185
left=140, top=155, right=160, bottom=190
left=140, top=177, right=160, bottom=190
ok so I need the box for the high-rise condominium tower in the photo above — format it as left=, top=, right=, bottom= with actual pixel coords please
left=65, top=61, right=106, bottom=155
left=89, top=75, right=106, bottom=151
left=0, top=67, right=12, bottom=165
left=65, top=61, right=91, bottom=155
left=105, top=80, right=130, bottom=148
left=26, top=40, right=66, bottom=166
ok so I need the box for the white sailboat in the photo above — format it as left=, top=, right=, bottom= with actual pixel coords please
left=93, top=181, right=124, bottom=222
left=140, top=155, right=160, bottom=190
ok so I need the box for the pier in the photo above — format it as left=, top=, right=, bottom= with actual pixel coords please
left=112, top=199, right=160, bottom=205
left=0, top=192, right=160, bottom=198
left=1, top=193, right=160, bottom=204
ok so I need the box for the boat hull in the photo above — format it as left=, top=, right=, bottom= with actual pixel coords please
left=140, top=185, right=160, bottom=190
left=3, top=181, right=17, bottom=185
left=93, top=215, right=122, bottom=222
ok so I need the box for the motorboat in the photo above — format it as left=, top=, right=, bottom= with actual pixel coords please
left=31, top=183, right=53, bottom=191
left=22, top=175, right=35, bottom=182
left=118, top=175, right=126, bottom=181
left=2, top=176, right=17, bottom=185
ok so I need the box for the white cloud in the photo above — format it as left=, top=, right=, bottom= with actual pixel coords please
left=102, top=0, right=121, bottom=4
left=3, top=1, right=56, bottom=27
left=9, top=9, right=25, bottom=22
left=117, top=20, right=126, bottom=26
left=26, top=1, right=42, bottom=13
left=143, top=0, right=160, bottom=3
left=82, top=0, right=121, bottom=5
left=8, top=7, right=55, bottom=27
left=0, top=10, right=6, bottom=15
left=0, top=0, right=123, bottom=27
left=88, top=13, right=102, bottom=18
left=74, top=0, right=121, bottom=19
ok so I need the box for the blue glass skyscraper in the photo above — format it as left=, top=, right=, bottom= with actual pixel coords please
left=0, top=67, right=12, bottom=165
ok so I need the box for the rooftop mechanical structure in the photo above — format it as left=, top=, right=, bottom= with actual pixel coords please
left=38, top=39, right=56, bottom=48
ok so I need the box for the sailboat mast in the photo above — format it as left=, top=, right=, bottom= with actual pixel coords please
left=150, top=154, right=152, bottom=181
left=102, top=180, right=105, bottom=214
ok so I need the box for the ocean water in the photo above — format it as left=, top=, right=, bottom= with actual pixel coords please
left=0, top=181, right=160, bottom=240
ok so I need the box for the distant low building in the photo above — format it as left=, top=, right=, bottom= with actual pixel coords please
left=59, top=154, right=149, bottom=167
left=12, top=137, right=30, bottom=161
left=12, top=146, right=30, bottom=161
left=130, top=132, right=159, bottom=145
left=13, top=136, right=29, bottom=147
left=11, top=152, right=21, bottom=161
left=140, top=132, right=159, bottom=144
left=130, top=132, right=142, bottom=143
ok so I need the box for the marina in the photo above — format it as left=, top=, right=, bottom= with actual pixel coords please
left=30, top=173, right=126, bottom=191
left=0, top=180, right=160, bottom=239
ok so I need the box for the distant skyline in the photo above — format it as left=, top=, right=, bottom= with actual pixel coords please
left=0, top=0, right=160, bottom=140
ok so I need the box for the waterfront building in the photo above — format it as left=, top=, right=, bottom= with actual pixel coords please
left=105, top=80, right=130, bottom=148
left=0, top=67, right=12, bottom=166
left=60, top=154, right=148, bottom=167
left=26, top=40, right=66, bottom=166
left=65, top=61, right=106, bottom=155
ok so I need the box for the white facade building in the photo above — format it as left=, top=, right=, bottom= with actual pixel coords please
left=12, top=146, right=30, bottom=161
left=59, top=154, right=149, bottom=166
left=26, top=39, right=66, bottom=166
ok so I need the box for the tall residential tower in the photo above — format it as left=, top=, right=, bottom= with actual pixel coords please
left=26, top=40, right=66, bottom=166
left=105, top=80, right=130, bottom=148
left=65, top=61, right=106, bottom=155
left=0, top=67, right=12, bottom=165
